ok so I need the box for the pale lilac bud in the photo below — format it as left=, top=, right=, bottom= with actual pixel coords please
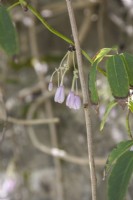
left=54, top=85, right=65, bottom=103
left=2, top=178, right=16, bottom=194
left=73, top=95, right=81, bottom=110
left=66, top=91, right=75, bottom=108
left=48, top=82, right=53, bottom=91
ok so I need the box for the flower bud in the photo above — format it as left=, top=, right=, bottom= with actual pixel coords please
left=54, top=85, right=65, bottom=103
left=66, top=91, right=75, bottom=108
left=73, top=95, right=81, bottom=110
left=48, top=82, right=53, bottom=91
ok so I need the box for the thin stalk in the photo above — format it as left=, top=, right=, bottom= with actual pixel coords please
left=65, top=0, right=97, bottom=200
left=8, top=1, right=92, bottom=63
left=25, top=2, right=92, bottom=63
left=7, top=2, right=20, bottom=10
left=126, top=110, right=133, bottom=140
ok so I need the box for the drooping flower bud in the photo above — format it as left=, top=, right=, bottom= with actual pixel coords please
left=2, top=177, right=16, bottom=195
left=48, top=82, right=53, bottom=91
left=73, top=95, right=81, bottom=110
left=66, top=91, right=75, bottom=108
left=54, top=85, right=65, bottom=103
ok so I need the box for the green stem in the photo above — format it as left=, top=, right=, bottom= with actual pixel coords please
left=26, top=3, right=92, bottom=63
left=8, top=1, right=93, bottom=63
left=7, top=2, right=20, bottom=10
left=27, top=4, right=74, bottom=44
left=126, top=110, right=133, bottom=140
left=97, top=67, right=107, bottom=76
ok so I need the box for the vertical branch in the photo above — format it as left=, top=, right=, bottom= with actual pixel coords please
left=79, top=9, right=92, bottom=44
left=28, top=2, right=64, bottom=200
left=65, top=0, right=97, bottom=200
left=97, top=0, right=106, bottom=48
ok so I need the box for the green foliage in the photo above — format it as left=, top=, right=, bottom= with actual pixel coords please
left=121, top=52, right=133, bottom=87
left=100, top=101, right=117, bottom=131
left=107, top=141, right=133, bottom=200
left=0, top=6, right=19, bottom=55
left=88, top=61, right=99, bottom=104
left=108, top=150, right=133, bottom=200
left=128, top=99, right=133, bottom=113
left=106, top=55, right=129, bottom=98
left=106, top=140, right=133, bottom=175
left=88, top=48, right=114, bottom=104
left=5, top=3, right=133, bottom=200
left=93, top=48, right=117, bottom=63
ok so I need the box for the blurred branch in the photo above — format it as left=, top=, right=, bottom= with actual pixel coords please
left=41, top=0, right=100, bottom=17
left=79, top=9, right=93, bottom=44
left=97, top=0, right=105, bottom=48
left=6, top=117, right=60, bottom=125
left=0, top=92, right=7, bottom=144
left=27, top=94, right=105, bottom=166
left=28, top=1, right=64, bottom=199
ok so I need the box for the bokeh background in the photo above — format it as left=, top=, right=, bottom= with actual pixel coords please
left=0, top=0, right=133, bottom=200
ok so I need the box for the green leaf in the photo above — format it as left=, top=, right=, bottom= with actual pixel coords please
left=128, top=100, right=133, bottom=113
left=100, top=101, right=117, bottom=131
left=88, top=61, right=99, bottom=104
left=88, top=48, right=117, bottom=101
left=106, top=140, right=133, bottom=176
left=108, top=151, right=133, bottom=200
left=0, top=6, right=19, bottom=55
left=121, top=52, right=133, bottom=87
left=106, top=55, right=129, bottom=98
left=93, top=48, right=117, bottom=63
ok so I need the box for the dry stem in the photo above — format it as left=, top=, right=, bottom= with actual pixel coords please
left=65, top=0, right=97, bottom=199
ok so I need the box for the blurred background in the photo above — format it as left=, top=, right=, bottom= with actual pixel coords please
left=0, top=0, right=133, bottom=200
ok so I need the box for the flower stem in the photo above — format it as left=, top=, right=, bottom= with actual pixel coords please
left=65, top=0, right=97, bottom=200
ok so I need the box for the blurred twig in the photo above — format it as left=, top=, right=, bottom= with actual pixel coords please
left=41, top=0, right=100, bottom=17
left=6, top=117, right=60, bottom=125
left=97, top=0, right=105, bottom=48
left=27, top=95, right=105, bottom=166
left=28, top=2, right=64, bottom=199
left=0, top=91, right=7, bottom=144
left=79, top=9, right=93, bottom=44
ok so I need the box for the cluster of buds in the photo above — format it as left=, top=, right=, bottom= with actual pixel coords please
left=48, top=45, right=81, bottom=110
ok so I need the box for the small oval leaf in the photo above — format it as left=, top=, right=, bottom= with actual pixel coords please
left=121, top=52, right=133, bottom=87
left=0, top=6, right=19, bottom=55
left=106, top=55, right=129, bottom=98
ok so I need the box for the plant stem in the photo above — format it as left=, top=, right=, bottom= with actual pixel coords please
left=65, top=0, right=97, bottom=200
left=126, top=110, right=133, bottom=140
left=25, top=2, right=92, bottom=63
left=7, top=2, right=20, bottom=10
